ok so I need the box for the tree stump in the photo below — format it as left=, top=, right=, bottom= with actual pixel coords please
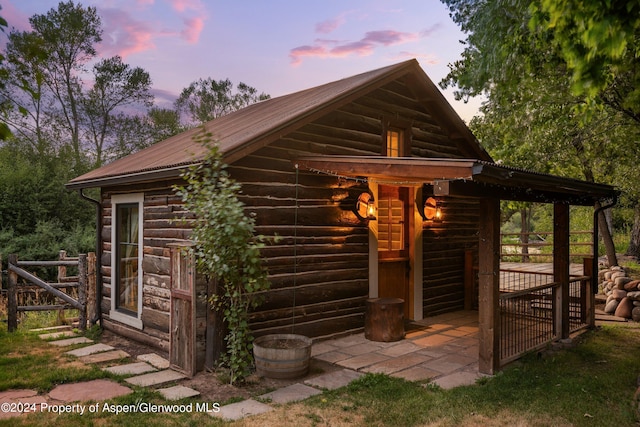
left=364, top=298, right=404, bottom=342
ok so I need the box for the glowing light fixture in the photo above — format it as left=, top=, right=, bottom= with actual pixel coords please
left=422, top=196, right=442, bottom=221
left=355, top=192, right=377, bottom=220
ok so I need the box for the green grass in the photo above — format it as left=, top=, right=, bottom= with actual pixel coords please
left=2, top=316, right=640, bottom=426
left=300, top=326, right=640, bottom=426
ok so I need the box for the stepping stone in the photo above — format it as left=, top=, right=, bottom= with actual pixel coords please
left=80, top=350, right=130, bottom=364
left=104, top=362, right=157, bottom=376
left=66, top=343, right=115, bottom=357
left=137, top=353, right=170, bottom=369
left=48, top=379, right=132, bottom=402
left=125, top=369, right=186, bottom=387
left=430, top=371, right=483, bottom=390
left=211, top=399, right=272, bottom=421
left=48, top=337, right=93, bottom=347
left=30, top=325, right=72, bottom=333
left=39, top=330, right=77, bottom=340
left=304, top=369, right=363, bottom=390
left=259, top=383, right=322, bottom=404
left=157, top=385, right=201, bottom=400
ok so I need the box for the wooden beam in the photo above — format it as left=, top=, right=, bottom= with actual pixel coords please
left=553, top=203, right=570, bottom=339
left=478, top=198, right=500, bottom=374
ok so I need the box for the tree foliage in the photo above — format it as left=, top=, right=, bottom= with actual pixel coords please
left=175, top=78, right=270, bottom=126
left=174, top=129, right=271, bottom=384
left=441, top=0, right=633, bottom=263
left=532, top=1, right=640, bottom=123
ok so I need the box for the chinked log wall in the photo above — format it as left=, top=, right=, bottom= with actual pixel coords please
left=99, top=76, right=477, bottom=354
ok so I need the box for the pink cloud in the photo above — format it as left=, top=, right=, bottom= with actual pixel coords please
left=99, top=8, right=156, bottom=58
left=315, top=16, right=345, bottom=34
left=169, top=0, right=203, bottom=13
left=0, top=1, right=32, bottom=33
left=290, top=29, right=426, bottom=66
left=181, top=16, right=204, bottom=44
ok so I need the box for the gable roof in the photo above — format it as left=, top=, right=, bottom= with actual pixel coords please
left=66, top=59, right=489, bottom=190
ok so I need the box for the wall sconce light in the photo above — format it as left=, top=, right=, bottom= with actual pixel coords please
left=355, top=192, right=377, bottom=220
left=422, top=196, right=442, bottom=221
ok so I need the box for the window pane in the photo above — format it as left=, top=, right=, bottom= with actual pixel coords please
left=387, top=130, right=401, bottom=157
left=116, top=204, right=139, bottom=314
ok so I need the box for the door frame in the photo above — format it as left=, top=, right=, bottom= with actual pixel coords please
left=368, top=184, right=423, bottom=320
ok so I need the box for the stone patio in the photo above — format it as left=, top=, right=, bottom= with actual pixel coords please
left=313, top=310, right=486, bottom=388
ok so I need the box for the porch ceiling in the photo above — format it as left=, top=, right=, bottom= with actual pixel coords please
left=295, top=156, right=618, bottom=206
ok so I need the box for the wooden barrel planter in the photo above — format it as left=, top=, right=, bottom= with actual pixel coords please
left=253, top=334, right=312, bottom=379
left=364, top=298, right=405, bottom=342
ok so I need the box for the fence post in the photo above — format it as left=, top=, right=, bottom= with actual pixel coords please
left=77, top=254, right=87, bottom=331
left=58, top=250, right=67, bottom=282
left=7, top=254, right=18, bottom=332
left=87, top=252, right=96, bottom=326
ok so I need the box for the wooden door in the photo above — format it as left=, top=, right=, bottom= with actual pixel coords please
left=377, top=186, right=413, bottom=318
left=169, top=244, right=196, bottom=377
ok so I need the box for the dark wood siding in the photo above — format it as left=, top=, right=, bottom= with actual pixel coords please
left=422, top=197, right=480, bottom=316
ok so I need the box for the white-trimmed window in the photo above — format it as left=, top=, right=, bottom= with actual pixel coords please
left=110, top=193, right=143, bottom=329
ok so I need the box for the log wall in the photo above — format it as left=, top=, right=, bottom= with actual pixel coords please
left=422, top=197, right=480, bottom=316
left=98, top=77, right=477, bottom=356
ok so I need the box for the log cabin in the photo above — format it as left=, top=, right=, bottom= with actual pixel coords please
left=67, top=59, right=617, bottom=375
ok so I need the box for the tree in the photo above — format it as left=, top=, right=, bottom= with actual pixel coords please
left=28, top=1, right=102, bottom=166
left=175, top=78, right=270, bottom=126
left=0, top=6, right=12, bottom=140
left=440, top=0, right=625, bottom=265
left=82, top=56, right=153, bottom=167
left=174, top=129, right=271, bottom=384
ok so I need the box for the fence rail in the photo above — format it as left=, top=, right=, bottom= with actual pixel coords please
left=5, top=251, right=96, bottom=332
left=501, top=231, right=593, bottom=262
left=498, top=267, right=591, bottom=366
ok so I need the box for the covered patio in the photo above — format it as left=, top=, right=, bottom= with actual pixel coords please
left=312, top=262, right=591, bottom=387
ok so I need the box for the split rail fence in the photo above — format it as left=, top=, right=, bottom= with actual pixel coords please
left=4, top=251, right=96, bottom=332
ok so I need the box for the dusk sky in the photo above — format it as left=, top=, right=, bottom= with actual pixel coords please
left=1, top=0, right=482, bottom=121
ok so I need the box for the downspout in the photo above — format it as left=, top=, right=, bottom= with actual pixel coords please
left=79, top=188, right=103, bottom=325
left=593, top=195, right=618, bottom=294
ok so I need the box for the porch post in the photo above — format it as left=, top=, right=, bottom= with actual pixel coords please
left=553, top=202, right=570, bottom=339
left=478, top=197, right=500, bottom=374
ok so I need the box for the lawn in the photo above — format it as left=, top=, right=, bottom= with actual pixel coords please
left=0, top=319, right=639, bottom=426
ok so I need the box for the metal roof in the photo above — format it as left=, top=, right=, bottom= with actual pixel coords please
left=66, top=59, right=488, bottom=190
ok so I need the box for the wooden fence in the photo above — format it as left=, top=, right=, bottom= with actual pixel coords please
left=500, top=231, right=593, bottom=262
left=5, top=251, right=96, bottom=332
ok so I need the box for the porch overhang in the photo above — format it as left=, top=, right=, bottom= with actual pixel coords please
left=296, top=156, right=617, bottom=206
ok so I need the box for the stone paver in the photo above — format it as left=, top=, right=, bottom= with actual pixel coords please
left=137, top=353, right=170, bottom=369
left=391, top=365, right=440, bottom=382
left=48, top=337, right=93, bottom=346
left=212, top=399, right=273, bottom=421
left=66, top=343, right=115, bottom=357
left=157, top=385, right=201, bottom=400
left=259, top=383, right=322, bottom=404
left=363, top=353, right=431, bottom=375
left=305, top=369, right=363, bottom=390
left=431, top=371, right=482, bottom=390
left=340, top=342, right=385, bottom=356
left=425, top=357, right=468, bottom=375
left=125, top=369, right=186, bottom=387
left=48, top=379, right=132, bottom=402
left=38, top=330, right=77, bottom=340
left=313, top=350, right=352, bottom=364
left=0, top=391, right=47, bottom=420
left=376, top=341, right=421, bottom=357
left=104, top=361, right=157, bottom=376
left=79, top=349, right=130, bottom=364
left=336, top=352, right=389, bottom=370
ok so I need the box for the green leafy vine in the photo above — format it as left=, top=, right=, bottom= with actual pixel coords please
left=174, top=128, right=270, bottom=384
